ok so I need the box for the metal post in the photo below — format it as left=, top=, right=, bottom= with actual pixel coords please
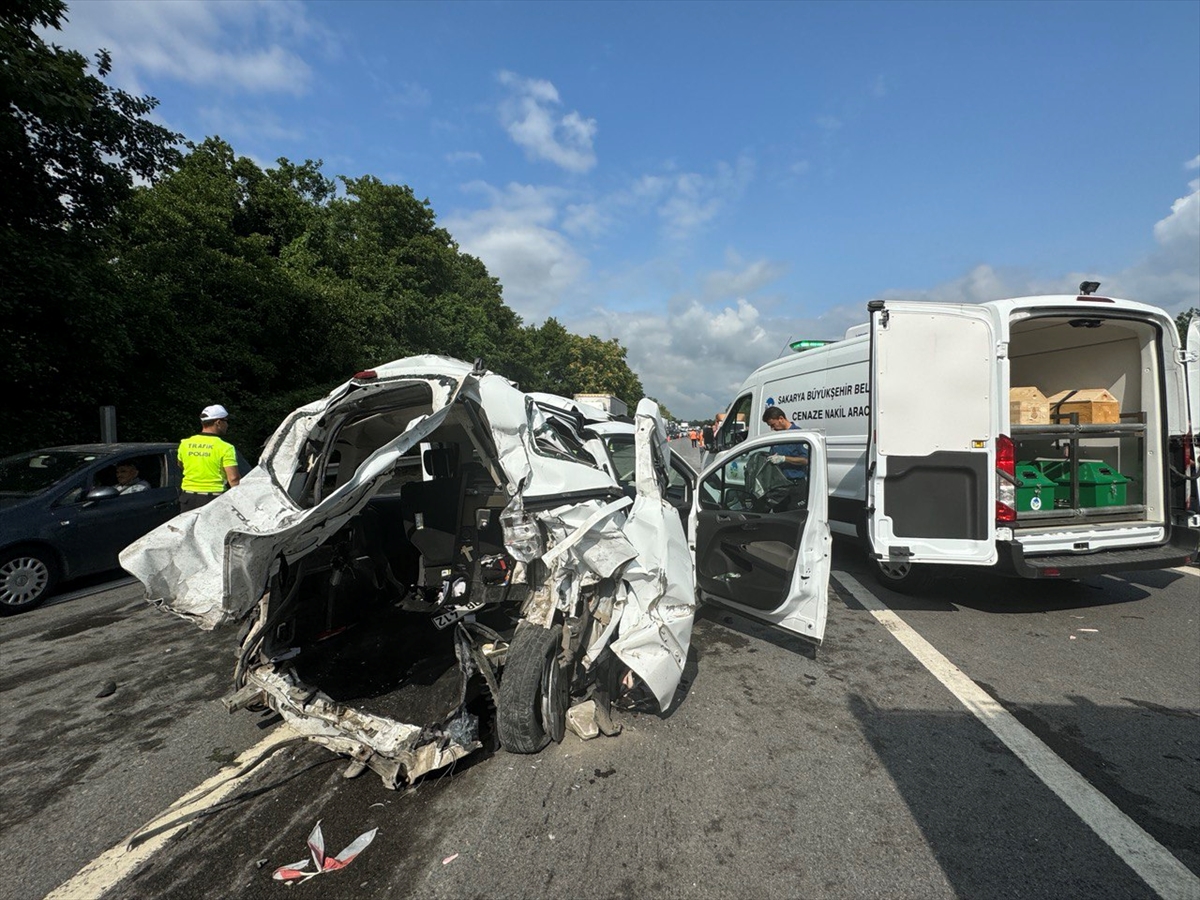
left=100, top=406, right=117, bottom=443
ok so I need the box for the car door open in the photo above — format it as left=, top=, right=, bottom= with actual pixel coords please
left=693, top=431, right=831, bottom=643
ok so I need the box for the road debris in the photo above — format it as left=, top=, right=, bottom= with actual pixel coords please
left=272, top=821, right=377, bottom=884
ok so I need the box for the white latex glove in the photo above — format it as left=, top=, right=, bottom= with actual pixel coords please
left=767, top=454, right=785, bottom=465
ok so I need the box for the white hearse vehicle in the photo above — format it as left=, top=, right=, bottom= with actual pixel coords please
left=709, top=289, right=1200, bottom=591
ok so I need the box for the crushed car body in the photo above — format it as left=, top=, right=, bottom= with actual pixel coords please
left=121, top=356, right=697, bottom=788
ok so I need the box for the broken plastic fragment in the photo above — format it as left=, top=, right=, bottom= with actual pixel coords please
left=442, top=853, right=459, bottom=865
left=566, top=700, right=599, bottom=740
left=272, top=821, right=378, bottom=883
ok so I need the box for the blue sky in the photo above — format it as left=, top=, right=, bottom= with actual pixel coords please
left=51, top=0, right=1200, bottom=419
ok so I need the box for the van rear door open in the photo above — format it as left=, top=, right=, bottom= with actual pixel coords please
left=868, top=301, right=999, bottom=566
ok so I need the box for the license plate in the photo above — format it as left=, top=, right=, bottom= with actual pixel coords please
left=432, top=597, right=485, bottom=630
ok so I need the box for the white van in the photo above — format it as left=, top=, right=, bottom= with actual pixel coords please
left=708, top=291, right=1200, bottom=591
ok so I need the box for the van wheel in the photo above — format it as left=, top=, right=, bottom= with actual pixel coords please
left=872, top=558, right=932, bottom=594
left=496, top=622, right=567, bottom=753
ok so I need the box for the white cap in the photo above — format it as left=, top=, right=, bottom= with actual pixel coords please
left=200, top=404, right=230, bottom=422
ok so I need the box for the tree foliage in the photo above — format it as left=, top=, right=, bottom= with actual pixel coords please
left=1177, top=307, right=1198, bottom=344
left=0, top=2, right=648, bottom=459
left=1, top=0, right=182, bottom=452
left=1, top=0, right=181, bottom=232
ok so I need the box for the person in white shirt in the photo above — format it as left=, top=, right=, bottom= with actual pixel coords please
left=114, top=462, right=150, bottom=494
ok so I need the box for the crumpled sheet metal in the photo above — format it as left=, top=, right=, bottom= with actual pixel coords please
left=526, top=403, right=696, bottom=710
left=246, top=669, right=479, bottom=787
left=608, top=405, right=696, bottom=709
left=120, top=357, right=697, bottom=777
left=122, top=357, right=619, bottom=629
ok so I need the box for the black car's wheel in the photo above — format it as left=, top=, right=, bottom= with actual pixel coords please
left=0, top=547, right=59, bottom=615
left=872, top=557, right=932, bottom=595
left=496, top=622, right=566, bottom=754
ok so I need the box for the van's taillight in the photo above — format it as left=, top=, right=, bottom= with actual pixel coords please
left=354, top=369, right=378, bottom=380
left=996, top=433, right=1016, bottom=523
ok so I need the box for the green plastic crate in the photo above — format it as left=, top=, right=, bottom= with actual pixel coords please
left=1014, top=462, right=1059, bottom=512
left=1035, top=458, right=1129, bottom=508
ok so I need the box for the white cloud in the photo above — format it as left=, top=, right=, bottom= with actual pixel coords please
left=573, top=298, right=778, bottom=418
left=653, top=155, right=755, bottom=240
left=198, top=106, right=303, bottom=145
left=50, top=0, right=327, bottom=95
left=497, top=71, right=597, bottom=173
left=701, top=254, right=789, bottom=302
left=561, top=202, right=608, bottom=238
left=388, top=81, right=432, bottom=110
left=1152, top=176, right=1199, bottom=250
left=446, top=150, right=484, bottom=165
left=444, top=182, right=587, bottom=321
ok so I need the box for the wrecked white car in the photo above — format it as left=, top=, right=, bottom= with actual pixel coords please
left=121, top=357, right=698, bottom=787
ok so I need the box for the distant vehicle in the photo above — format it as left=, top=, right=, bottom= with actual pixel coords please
left=572, top=393, right=629, bottom=418
left=0, top=443, right=180, bottom=614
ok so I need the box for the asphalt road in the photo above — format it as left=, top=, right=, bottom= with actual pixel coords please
left=2, top=444, right=1197, bottom=900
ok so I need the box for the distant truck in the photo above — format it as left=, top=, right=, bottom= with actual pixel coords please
left=573, top=393, right=629, bottom=418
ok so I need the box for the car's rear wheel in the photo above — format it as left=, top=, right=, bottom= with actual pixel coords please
left=0, top=548, right=58, bottom=615
left=496, top=622, right=567, bottom=753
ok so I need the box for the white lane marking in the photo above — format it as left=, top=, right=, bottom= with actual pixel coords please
left=835, top=572, right=1200, bottom=900
left=46, top=726, right=299, bottom=900
left=1166, top=566, right=1199, bottom=578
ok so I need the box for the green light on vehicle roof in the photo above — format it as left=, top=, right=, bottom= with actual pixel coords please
left=790, top=339, right=831, bottom=352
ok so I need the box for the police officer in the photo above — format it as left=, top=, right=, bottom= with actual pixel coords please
left=178, top=404, right=241, bottom=513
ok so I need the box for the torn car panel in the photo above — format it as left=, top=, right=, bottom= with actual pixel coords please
left=121, top=357, right=698, bottom=787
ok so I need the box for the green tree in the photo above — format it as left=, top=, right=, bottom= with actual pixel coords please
left=0, top=0, right=649, bottom=458
left=0, top=0, right=181, bottom=454
left=645, top=397, right=675, bottom=421
left=0, top=0, right=181, bottom=232
left=107, top=144, right=533, bottom=458
left=1177, top=307, right=1198, bottom=344
left=514, top=320, right=644, bottom=405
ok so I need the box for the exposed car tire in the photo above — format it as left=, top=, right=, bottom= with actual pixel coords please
left=496, top=622, right=566, bottom=754
left=0, top=548, right=59, bottom=615
left=871, top=557, right=932, bottom=595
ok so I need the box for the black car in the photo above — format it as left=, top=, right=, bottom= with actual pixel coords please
left=0, top=443, right=180, bottom=615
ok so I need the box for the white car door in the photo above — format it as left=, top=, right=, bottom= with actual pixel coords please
left=692, top=431, right=831, bottom=643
